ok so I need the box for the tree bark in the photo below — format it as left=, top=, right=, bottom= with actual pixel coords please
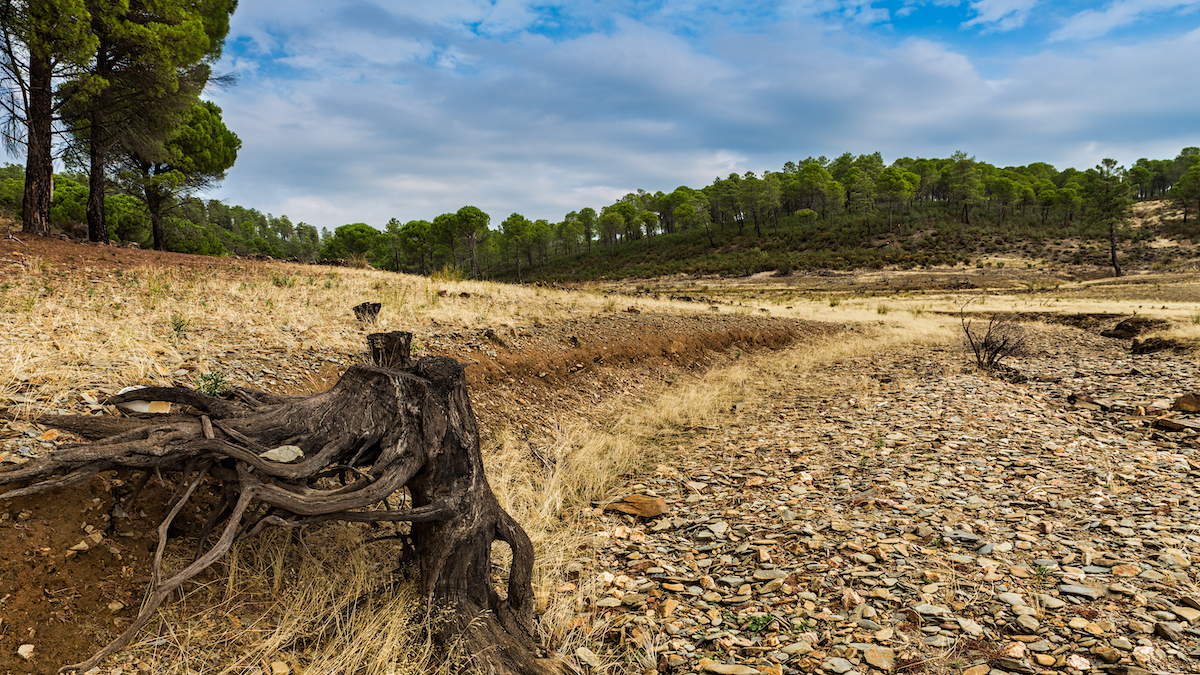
left=86, top=39, right=110, bottom=243
left=0, top=355, right=560, bottom=675
left=21, top=50, right=52, bottom=236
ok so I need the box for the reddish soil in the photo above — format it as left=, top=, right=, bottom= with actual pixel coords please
left=0, top=234, right=839, bottom=673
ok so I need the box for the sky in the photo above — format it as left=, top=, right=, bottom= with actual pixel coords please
left=197, top=0, right=1200, bottom=229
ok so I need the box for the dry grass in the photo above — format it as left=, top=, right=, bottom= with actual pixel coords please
left=0, top=258, right=709, bottom=409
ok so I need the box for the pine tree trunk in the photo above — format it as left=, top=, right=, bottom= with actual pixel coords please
left=21, top=51, right=53, bottom=237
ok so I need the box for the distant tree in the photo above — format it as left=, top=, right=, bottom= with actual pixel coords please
left=824, top=180, right=845, bottom=222
left=946, top=151, right=983, bottom=224
left=1171, top=164, right=1200, bottom=226
left=499, top=212, right=529, bottom=282
left=876, top=166, right=917, bottom=236
left=987, top=176, right=1021, bottom=225
left=597, top=208, right=623, bottom=255
left=118, top=100, right=239, bottom=250
left=1084, top=159, right=1132, bottom=277
left=397, top=219, right=433, bottom=274
left=577, top=207, right=596, bottom=252
left=455, top=205, right=489, bottom=279
left=320, top=222, right=382, bottom=264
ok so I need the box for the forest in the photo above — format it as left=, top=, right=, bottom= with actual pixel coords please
left=3, top=146, right=1199, bottom=281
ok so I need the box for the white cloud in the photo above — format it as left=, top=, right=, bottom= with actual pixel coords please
left=1050, top=0, right=1200, bottom=41
left=961, top=0, right=1039, bottom=31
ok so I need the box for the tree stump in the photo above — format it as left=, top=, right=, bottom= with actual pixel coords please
left=0, top=353, right=559, bottom=675
left=368, top=330, right=414, bottom=369
left=353, top=301, right=381, bottom=322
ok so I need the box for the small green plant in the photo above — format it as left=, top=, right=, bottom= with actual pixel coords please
left=1033, top=564, right=1052, bottom=587
left=876, top=304, right=890, bottom=315
left=829, top=297, right=841, bottom=307
left=197, top=372, right=231, bottom=397
left=169, top=314, right=189, bottom=340
left=271, top=273, right=295, bottom=288
left=1191, top=310, right=1200, bottom=325
left=744, top=615, right=772, bottom=632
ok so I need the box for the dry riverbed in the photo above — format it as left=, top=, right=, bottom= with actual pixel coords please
left=568, top=321, right=1200, bottom=675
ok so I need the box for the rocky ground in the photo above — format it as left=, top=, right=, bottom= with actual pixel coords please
left=569, top=322, right=1200, bottom=675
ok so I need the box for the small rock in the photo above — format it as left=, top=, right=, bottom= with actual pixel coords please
left=822, top=657, right=854, bottom=673
left=1092, top=646, right=1121, bottom=664
left=16, top=644, right=33, bottom=660
left=603, top=494, right=668, bottom=518
left=923, top=635, right=954, bottom=647
left=997, top=592, right=1027, bottom=606
left=270, top=662, right=291, bottom=675
left=1035, top=593, right=1066, bottom=609
left=913, top=603, right=948, bottom=616
left=576, top=646, right=602, bottom=669
left=956, top=617, right=984, bottom=637
left=753, top=569, right=788, bottom=580
left=1066, top=653, right=1091, bottom=670
left=1058, top=584, right=1102, bottom=600
left=1016, top=614, right=1040, bottom=631
left=701, top=664, right=759, bottom=675
left=1154, top=622, right=1184, bottom=642
left=863, top=646, right=895, bottom=670
left=962, top=666, right=990, bottom=675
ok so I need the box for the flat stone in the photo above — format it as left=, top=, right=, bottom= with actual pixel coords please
left=923, top=635, right=954, bottom=647
left=1016, top=614, right=1040, bottom=631
left=1155, top=622, right=1184, bottom=642
left=782, top=641, right=812, bottom=655
left=1058, top=584, right=1102, bottom=600
left=702, top=664, right=759, bottom=675
left=1035, top=593, right=1066, bottom=609
left=948, top=530, right=980, bottom=542
left=962, top=666, right=989, bottom=675
left=1092, top=646, right=1121, bottom=664
left=863, top=646, right=895, bottom=670
left=997, top=592, right=1027, bottom=606
left=822, top=657, right=854, bottom=674
left=753, top=569, right=787, bottom=580
left=956, top=617, right=984, bottom=637
left=1173, top=606, right=1200, bottom=623
left=913, top=603, right=949, bottom=616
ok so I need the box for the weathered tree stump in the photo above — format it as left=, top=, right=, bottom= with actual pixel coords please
left=0, top=354, right=559, bottom=675
left=353, top=301, right=381, bottom=322
left=368, top=330, right=414, bottom=369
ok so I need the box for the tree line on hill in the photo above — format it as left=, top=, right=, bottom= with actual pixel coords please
left=0, top=0, right=241, bottom=250
left=2, top=137, right=1198, bottom=278
left=318, top=147, right=1200, bottom=280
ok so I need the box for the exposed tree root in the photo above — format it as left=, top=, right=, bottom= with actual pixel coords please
left=1, top=341, right=560, bottom=675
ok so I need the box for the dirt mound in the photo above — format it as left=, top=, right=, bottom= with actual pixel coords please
left=1100, top=315, right=1170, bottom=339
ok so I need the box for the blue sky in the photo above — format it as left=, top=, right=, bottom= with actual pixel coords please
left=197, top=0, right=1200, bottom=229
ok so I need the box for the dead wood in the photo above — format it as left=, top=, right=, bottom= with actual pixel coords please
left=0, top=344, right=560, bottom=675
